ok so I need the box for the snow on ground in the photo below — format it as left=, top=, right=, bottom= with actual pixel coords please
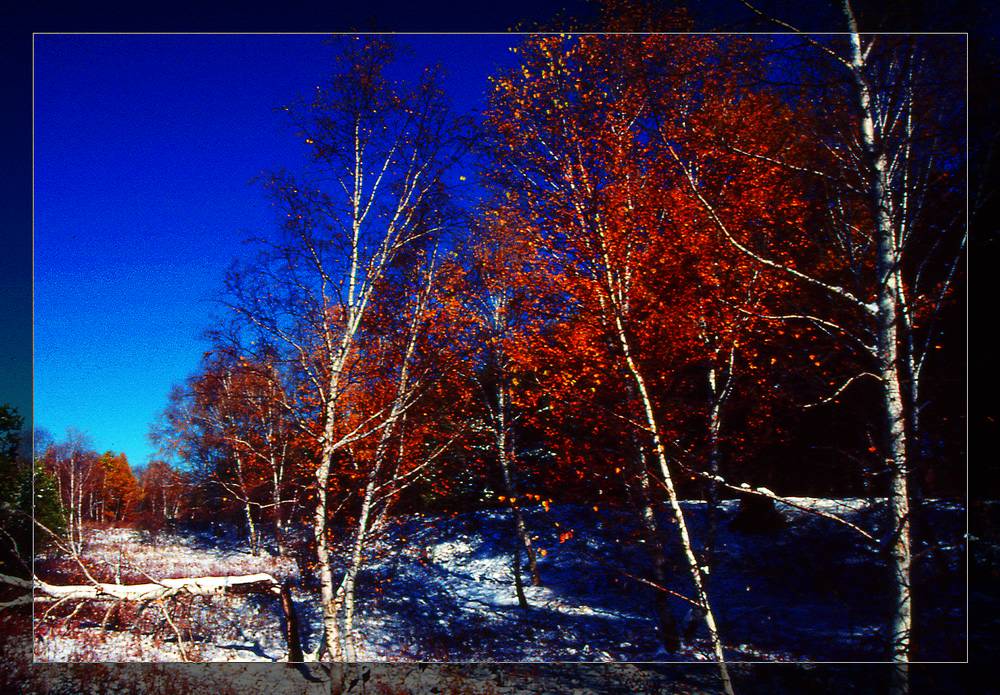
left=32, top=498, right=966, bottom=663
left=352, top=498, right=965, bottom=662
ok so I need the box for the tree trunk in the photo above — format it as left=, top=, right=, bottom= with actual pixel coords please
left=510, top=502, right=539, bottom=585
left=633, top=449, right=681, bottom=653
left=313, top=442, right=339, bottom=661
left=68, top=462, right=79, bottom=554
left=13, top=571, right=305, bottom=663
left=495, top=384, right=541, bottom=590
left=704, top=367, right=724, bottom=587
left=245, top=502, right=259, bottom=557
left=233, top=453, right=259, bottom=556
left=878, top=289, right=912, bottom=678
left=613, top=313, right=733, bottom=695
left=844, top=12, right=912, bottom=684
left=313, top=319, right=358, bottom=661
left=279, top=581, right=304, bottom=663
left=273, top=466, right=287, bottom=557
left=342, top=477, right=376, bottom=662
left=511, top=535, right=528, bottom=609
left=28, top=572, right=282, bottom=601
left=75, top=474, right=85, bottom=554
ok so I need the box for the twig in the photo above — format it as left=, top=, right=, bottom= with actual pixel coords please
left=803, top=372, right=882, bottom=409
left=158, top=599, right=189, bottom=662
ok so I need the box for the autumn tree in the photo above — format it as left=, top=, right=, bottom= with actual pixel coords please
left=137, top=460, right=188, bottom=525
left=88, top=452, right=140, bottom=524
left=223, top=36, right=467, bottom=661
left=163, top=359, right=259, bottom=552
left=153, top=347, right=301, bottom=556
left=446, top=216, right=549, bottom=605
left=213, top=351, right=302, bottom=557
left=484, top=35, right=751, bottom=688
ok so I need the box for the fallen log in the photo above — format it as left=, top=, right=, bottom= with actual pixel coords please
left=0, top=571, right=304, bottom=662
left=29, top=572, right=282, bottom=602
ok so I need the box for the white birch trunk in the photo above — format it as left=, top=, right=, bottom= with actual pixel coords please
left=704, top=365, right=725, bottom=582
left=74, top=466, right=85, bottom=554
left=843, top=11, right=912, bottom=682
left=314, top=368, right=347, bottom=661
left=495, top=381, right=541, bottom=591
left=272, top=463, right=287, bottom=557
left=233, top=453, right=259, bottom=556
left=68, top=459, right=79, bottom=555
left=341, top=476, right=376, bottom=661
left=632, top=446, right=681, bottom=652
left=613, top=313, right=733, bottom=695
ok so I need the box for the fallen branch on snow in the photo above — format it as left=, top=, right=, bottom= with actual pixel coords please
left=665, top=465, right=879, bottom=545
left=0, top=571, right=304, bottom=663
left=29, top=572, right=282, bottom=602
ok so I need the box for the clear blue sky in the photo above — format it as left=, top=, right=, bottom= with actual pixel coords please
left=34, top=34, right=518, bottom=465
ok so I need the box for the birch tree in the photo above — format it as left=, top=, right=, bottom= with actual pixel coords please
left=327, top=246, right=463, bottom=661
left=652, top=10, right=965, bottom=685
left=41, top=429, right=99, bottom=555
left=484, top=35, right=734, bottom=692
left=223, top=36, right=465, bottom=660
left=138, top=461, right=188, bottom=524
left=459, top=219, right=545, bottom=605
left=154, top=350, right=299, bottom=556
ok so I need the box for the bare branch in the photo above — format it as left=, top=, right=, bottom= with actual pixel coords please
left=666, top=144, right=876, bottom=316
left=666, top=466, right=878, bottom=545
left=802, top=372, right=883, bottom=409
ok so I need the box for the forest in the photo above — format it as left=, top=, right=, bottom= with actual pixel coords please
left=2, top=19, right=968, bottom=695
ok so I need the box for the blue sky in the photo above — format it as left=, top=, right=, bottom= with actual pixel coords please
left=34, top=34, right=518, bottom=465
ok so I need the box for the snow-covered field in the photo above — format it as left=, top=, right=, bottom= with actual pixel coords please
left=32, top=498, right=966, bottom=664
